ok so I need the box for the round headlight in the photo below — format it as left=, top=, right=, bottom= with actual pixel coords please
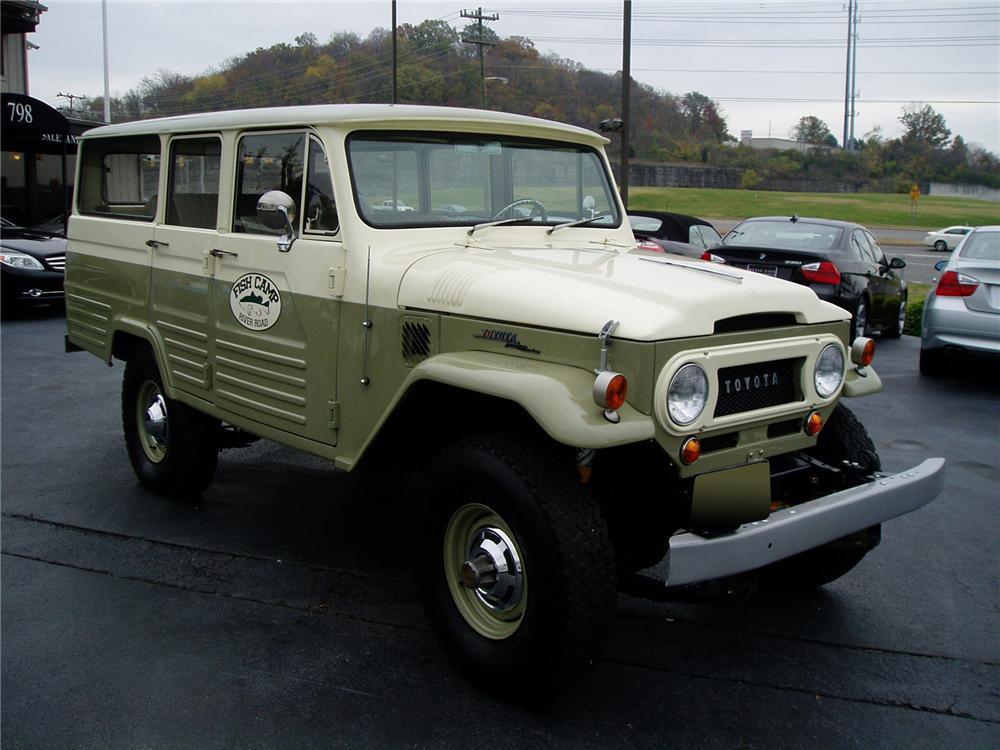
left=814, top=344, right=845, bottom=397
left=668, top=364, right=709, bottom=425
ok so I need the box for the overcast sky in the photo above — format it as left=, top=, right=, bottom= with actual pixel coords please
left=24, top=0, right=1000, bottom=153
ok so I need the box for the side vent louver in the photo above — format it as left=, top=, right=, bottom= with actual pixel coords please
left=401, top=318, right=432, bottom=366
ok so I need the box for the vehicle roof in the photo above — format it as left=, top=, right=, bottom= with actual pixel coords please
left=78, top=104, right=609, bottom=146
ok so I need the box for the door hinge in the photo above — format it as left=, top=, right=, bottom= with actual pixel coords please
left=327, top=400, right=340, bottom=430
left=329, top=265, right=346, bottom=297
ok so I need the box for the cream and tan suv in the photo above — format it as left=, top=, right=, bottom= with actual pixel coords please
left=65, top=105, right=944, bottom=694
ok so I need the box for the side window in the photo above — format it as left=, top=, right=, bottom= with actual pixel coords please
left=304, top=136, right=338, bottom=235
left=234, top=132, right=305, bottom=234
left=852, top=230, right=876, bottom=264
left=78, top=135, right=160, bottom=220
left=166, top=137, right=221, bottom=230
left=865, top=231, right=887, bottom=265
left=688, top=226, right=709, bottom=249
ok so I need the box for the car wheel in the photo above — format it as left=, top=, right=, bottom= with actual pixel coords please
left=763, top=405, right=880, bottom=589
left=934, top=240, right=947, bottom=252
left=851, top=297, right=869, bottom=343
left=122, top=351, right=220, bottom=495
left=883, top=293, right=907, bottom=339
left=919, top=347, right=947, bottom=376
left=419, top=433, right=616, bottom=697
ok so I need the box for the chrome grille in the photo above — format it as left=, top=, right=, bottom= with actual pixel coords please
left=45, top=254, right=66, bottom=272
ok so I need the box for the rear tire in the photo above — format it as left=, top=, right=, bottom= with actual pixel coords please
left=418, top=433, right=616, bottom=697
left=883, top=292, right=907, bottom=339
left=763, top=405, right=880, bottom=589
left=122, top=351, right=219, bottom=495
left=851, top=297, right=869, bottom=343
left=919, top=346, right=947, bottom=376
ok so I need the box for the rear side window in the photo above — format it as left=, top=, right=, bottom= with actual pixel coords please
left=166, top=137, right=221, bottom=230
left=77, top=135, right=161, bottom=220
left=234, top=132, right=305, bottom=234
left=959, top=231, right=1000, bottom=261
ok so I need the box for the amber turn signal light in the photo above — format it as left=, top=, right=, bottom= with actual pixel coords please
left=680, top=436, right=701, bottom=465
left=805, top=410, right=824, bottom=436
left=593, top=371, right=628, bottom=411
left=850, top=337, right=876, bottom=367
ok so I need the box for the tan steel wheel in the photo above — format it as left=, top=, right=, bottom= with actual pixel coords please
left=443, top=502, right=527, bottom=640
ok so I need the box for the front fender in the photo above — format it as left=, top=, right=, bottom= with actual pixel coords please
left=409, top=351, right=654, bottom=448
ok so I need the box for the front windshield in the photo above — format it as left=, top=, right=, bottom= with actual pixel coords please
left=725, top=220, right=843, bottom=252
left=348, top=132, right=620, bottom=229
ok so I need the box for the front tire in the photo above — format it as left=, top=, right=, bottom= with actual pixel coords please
left=934, top=240, right=947, bottom=252
left=419, top=434, right=616, bottom=696
left=764, top=405, right=881, bottom=589
left=122, top=352, right=220, bottom=495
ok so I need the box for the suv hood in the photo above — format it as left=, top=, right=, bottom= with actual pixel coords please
left=396, top=244, right=846, bottom=340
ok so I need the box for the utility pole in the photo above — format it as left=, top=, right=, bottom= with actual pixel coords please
left=57, top=92, right=86, bottom=117
left=842, top=0, right=853, bottom=151
left=620, top=0, right=632, bottom=207
left=461, top=7, right=498, bottom=109
left=391, top=0, right=397, bottom=104
left=849, top=1, right=859, bottom=148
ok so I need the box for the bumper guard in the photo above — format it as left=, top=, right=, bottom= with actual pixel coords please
left=660, top=458, right=945, bottom=587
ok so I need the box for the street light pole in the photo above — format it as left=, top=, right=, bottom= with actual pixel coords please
left=391, top=0, right=397, bottom=104
left=620, top=0, right=632, bottom=207
left=102, top=0, right=111, bottom=122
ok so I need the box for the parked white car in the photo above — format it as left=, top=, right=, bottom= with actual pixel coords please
left=924, top=225, right=974, bottom=252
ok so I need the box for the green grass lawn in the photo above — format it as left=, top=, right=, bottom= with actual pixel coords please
left=629, top=187, right=1000, bottom=229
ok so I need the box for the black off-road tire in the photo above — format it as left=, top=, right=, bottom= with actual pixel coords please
left=764, top=405, right=881, bottom=589
left=122, top=351, right=220, bottom=496
left=418, top=433, right=617, bottom=697
left=883, top=293, right=907, bottom=339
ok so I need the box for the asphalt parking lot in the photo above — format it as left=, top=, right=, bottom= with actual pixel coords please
left=2, top=309, right=998, bottom=749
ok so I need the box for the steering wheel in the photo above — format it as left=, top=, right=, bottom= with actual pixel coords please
left=493, top=198, right=548, bottom=222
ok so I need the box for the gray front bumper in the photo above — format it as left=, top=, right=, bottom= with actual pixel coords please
left=661, top=458, right=946, bottom=587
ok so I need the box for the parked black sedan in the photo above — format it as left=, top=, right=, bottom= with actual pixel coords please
left=1, top=220, right=67, bottom=313
left=716, top=216, right=907, bottom=341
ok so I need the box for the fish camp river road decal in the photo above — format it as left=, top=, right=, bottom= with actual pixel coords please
left=230, top=273, right=282, bottom=331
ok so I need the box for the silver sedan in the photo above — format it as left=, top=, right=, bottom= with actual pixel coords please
left=920, top=225, right=1000, bottom=375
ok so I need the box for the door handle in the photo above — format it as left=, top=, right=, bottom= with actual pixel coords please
left=146, top=239, right=169, bottom=248
left=210, top=248, right=238, bottom=258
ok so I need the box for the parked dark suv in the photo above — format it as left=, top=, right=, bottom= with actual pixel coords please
left=716, top=216, right=907, bottom=341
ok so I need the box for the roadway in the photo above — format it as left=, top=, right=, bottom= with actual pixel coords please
left=2, top=310, right=997, bottom=748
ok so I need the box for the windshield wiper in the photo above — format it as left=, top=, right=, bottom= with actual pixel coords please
left=467, top=217, right=537, bottom=236
left=546, top=214, right=608, bottom=235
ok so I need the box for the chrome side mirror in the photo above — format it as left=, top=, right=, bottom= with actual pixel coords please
left=256, top=190, right=297, bottom=252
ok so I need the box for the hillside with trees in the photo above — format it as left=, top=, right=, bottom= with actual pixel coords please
left=71, top=19, right=999, bottom=191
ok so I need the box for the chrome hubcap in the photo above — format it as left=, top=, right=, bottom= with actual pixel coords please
left=444, top=503, right=527, bottom=640
left=137, top=380, right=169, bottom=463
left=460, top=526, right=524, bottom=613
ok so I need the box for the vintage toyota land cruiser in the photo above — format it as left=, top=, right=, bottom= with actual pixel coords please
left=65, top=105, right=944, bottom=693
